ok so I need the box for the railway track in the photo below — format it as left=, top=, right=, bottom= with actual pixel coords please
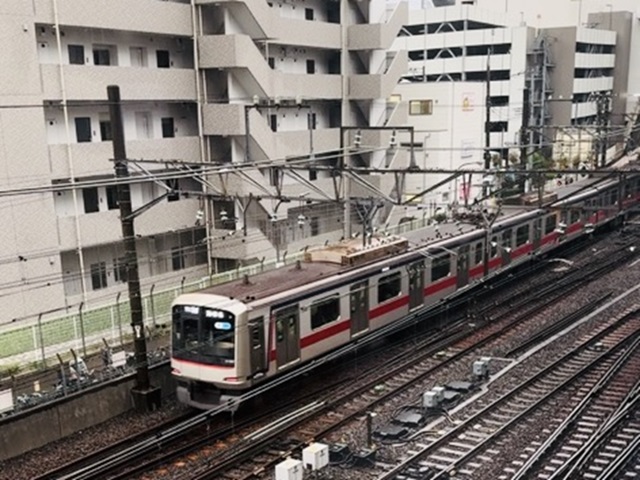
left=174, top=293, right=630, bottom=479
left=37, top=231, right=640, bottom=480
left=379, top=306, right=640, bottom=480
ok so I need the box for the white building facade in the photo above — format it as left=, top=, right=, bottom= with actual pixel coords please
left=392, top=5, right=535, bottom=153
left=0, top=0, right=406, bottom=322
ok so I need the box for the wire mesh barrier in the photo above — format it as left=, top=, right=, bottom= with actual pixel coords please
left=0, top=347, right=170, bottom=419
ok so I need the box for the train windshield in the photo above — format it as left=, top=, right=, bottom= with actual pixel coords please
left=172, top=305, right=235, bottom=366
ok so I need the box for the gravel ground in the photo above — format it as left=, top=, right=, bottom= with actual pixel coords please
left=2, top=226, right=639, bottom=480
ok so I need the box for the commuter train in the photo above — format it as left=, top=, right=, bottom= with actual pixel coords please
left=171, top=168, right=640, bottom=409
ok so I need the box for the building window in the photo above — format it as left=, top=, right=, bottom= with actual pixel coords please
left=268, top=57, right=275, bottom=69
left=310, top=295, right=340, bottom=330
left=309, top=169, right=317, bottom=181
left=83, top=187, right=99, bottom=213
left=431, top=254, right=451, bottom=282
left=306, top=59, right=316, bottom=74
left=409, top=100, right=433, bottom=116
left=68, top=45, right=84, bottom=65
left=269, top=114, right=277, bottom=132
left=99, top=120, right=112, bottom=141
left=161, top=117, right=175, bottom=138
left=156, top=50, right=170, bottom=68
left=90, top=262, right=107, bottom=290
left=113, top=258, right=127, bottom=283
left=129, top=46, right=147, bottom=67
left=305, top=8, right=314, bottom=20
left=93, top=47, right=111, bottom=66
left=75, top=117, right=92, bottom=143
left=106, top=186, right=119, bottom=210
left=172, top=247, right=185, bottom=271
left=308, top=112, right=317, bottom=130
left=378, top=272, right=401, bottom=303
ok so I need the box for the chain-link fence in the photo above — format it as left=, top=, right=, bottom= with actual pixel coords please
left=0, top=218, right=433, bottom=375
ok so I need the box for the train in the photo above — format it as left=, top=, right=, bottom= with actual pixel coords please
left=170, top=166, right=640, bottom=410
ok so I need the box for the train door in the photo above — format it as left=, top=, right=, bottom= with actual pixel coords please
left=350, top=281, right=369, bottom=337
left=248, top=317, right=266, bottom=376
left=456, top=245, right=469, bottom=288
left=274, top=305, right=300, bottom=368
left=408, top=261, right=424, bottom=310
left=533, top=218, right=542, bottom=251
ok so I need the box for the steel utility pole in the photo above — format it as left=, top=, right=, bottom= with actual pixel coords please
left=520, top=87, right=530, bottom=193
left=108, top=85, right=161, bottom=412
left=483, top=50, right=492, bottom=197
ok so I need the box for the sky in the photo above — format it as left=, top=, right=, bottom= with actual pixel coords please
left=403, top=0, right=640, bottom=28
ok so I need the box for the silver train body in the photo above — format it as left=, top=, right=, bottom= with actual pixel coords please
left=171, top=173, right=640, bottom=409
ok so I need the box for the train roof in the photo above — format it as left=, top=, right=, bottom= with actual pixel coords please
left=190, top=151, right=640, bottom=306
left=196, top=209, right=522, bottom=304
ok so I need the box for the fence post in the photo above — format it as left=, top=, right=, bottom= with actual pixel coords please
left=115, top=292, right=123, bottom=347
left=78, top=302, right=87, bottom=357
left=149, top=284, right=157, bottom=330
left=36, top=314, right=47, bottom=369
left=56, top=353, right=67, bottom=395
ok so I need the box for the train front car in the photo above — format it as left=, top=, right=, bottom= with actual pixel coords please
left=170, top=294, right=249, bottom=410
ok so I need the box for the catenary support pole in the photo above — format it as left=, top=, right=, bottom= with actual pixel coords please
left=107, top=85, right=161, bottom=411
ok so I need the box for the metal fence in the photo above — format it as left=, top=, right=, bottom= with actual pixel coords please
left=0, top=218, right=432, bottom=374
left=0, top=253, right=306, bottom=372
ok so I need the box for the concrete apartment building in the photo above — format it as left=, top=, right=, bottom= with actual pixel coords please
left=391, top=2, right=622, bottom=167
left=0, top=0, right=407, bottom=322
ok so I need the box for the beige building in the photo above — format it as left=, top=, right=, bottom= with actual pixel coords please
left=0, top=0, right=407, bottom=322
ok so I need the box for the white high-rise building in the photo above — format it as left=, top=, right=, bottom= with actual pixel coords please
left=0, top=0, right=407, bottom=321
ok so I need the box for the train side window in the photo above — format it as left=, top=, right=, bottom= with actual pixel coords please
left=250, top=317, right=263, bottom=349
left=310, top=295, right=341, bottom=329
left=501, top=228, right=512, bottom=248
left=490, top=236, right=498, bottom=257
left=570, top=210, right=581, bottom=224
left=378, top=272, right=401, bottom=303
left=516, top=224, right=529, bottom=246
left=545, top=215, right=556, bottom=234
left=474, top=242, right=483, bottom=264
left=431, top=254, right=451, bottom=282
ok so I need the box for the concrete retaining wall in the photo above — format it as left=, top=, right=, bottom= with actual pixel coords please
left=0, top=363, right=174, bottom=461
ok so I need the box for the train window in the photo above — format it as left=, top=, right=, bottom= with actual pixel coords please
left=516, top=225, right=529, bottom=246
left=378, top=272, right=402, bottom=303
left=475, top=242, right=483, bottom=264
left=490, top=236, right=498, bottom=257
left=570, top=210, right=581, bottom=224
left=431, top=254, right=451, bottom=282
left=501, top=229, right=512, bottom=248
left=545, top=215, right=556, bottom=234
left=250, top=317, right=263, bottom=348
left=310, top=295, right=341, bottom=329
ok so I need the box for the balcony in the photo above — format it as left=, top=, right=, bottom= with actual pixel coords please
left=572, top=101, right=598, bottom=119
left=349, top=1, right=407, bottom=51
left=57, top=198, right=202, bottom=250
left=196, top=0, right=340, bottom=49
left=575, top=53, right=615, bottom=69
left=573, top=77, right=614, bottom=94
left=49, top=136, right=201, bottom=179
left=198, top=35, right=341, bottom=99
left=34, top=0, right=192, bottom=36
left=41, top=65, right=196, bottom=101
left=349, top=50, right=407, bottom=100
